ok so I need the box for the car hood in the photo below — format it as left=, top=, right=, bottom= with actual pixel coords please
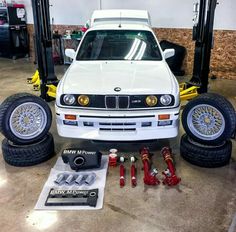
left=62, top=61, right=175, bottom=95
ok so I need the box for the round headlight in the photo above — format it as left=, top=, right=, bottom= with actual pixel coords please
left=160, top=95, right=172, bottom=106
left=63, top=94, right=75, bottom=105
left=78, top=95, right=90, bottom=106
left=146, top=95, right=158, bottom=107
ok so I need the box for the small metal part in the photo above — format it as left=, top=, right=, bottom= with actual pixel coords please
left=163, top=168, right=171, bottom=177
left=119, top=156, right=125, bottom=163
left=109, top=148, right=118, bottom=154
left=85, top=173, right=96, bottom=186
left=130, top=156, right=135, bottom=163
left=54, top=173, right=67, bottom=185
left=65, top=174, right=75, bottom=185
left=75, top=174, right=85, bottom=185
left=150, top=168, right=158, bottom=176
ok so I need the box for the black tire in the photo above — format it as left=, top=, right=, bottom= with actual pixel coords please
left=0, top=93, right=52, bottom=145
left=182, top=93, right=236, bottom=145
left=1, top=133, right=55, bottom=167
left=180, top=134, right=232, bottom=168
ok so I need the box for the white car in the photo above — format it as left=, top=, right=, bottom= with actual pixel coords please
left=55, top=10, right=180, bottom=141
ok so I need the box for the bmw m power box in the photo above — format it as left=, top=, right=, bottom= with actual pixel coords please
left=61, top=149, right=102, bottom=171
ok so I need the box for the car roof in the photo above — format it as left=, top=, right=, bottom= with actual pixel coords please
left=91, top=9, right=151, bottom=27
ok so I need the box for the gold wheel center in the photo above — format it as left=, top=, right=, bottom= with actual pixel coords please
left=23, top=117, right=30, bottom=124
left=204, top=117, right=211, bottom=124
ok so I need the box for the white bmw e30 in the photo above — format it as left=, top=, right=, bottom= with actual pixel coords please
left=55, top=9, right=180, bottom=141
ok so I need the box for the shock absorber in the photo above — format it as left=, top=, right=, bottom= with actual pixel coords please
left=161, top=147, right=181, bottom=186
left=130, top=156, right=137, bottom=187
left=140, top=147, right=160, bottom=186
left=119, top=156, right=126, bottom=188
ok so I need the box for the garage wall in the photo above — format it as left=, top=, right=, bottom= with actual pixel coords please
left=22, top=0, right=236, bottom=80
left=23, top=0, right=236, bottom=30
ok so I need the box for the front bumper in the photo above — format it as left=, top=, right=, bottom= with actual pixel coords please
left=55, top=105, right=180, bottom=141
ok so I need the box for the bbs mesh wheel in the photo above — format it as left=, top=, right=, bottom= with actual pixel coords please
left=0, top=93, right=52, bottom=145
left=182, top=93, right=236, bottom=145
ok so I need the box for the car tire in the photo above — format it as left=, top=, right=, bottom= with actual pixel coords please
left=180, top=134, right=232, bottom=168
left=182, top=93, right=236, bottom=145
left=0, top=93, right=52, bottom=145
left=1, top=133, right=55, bottom=167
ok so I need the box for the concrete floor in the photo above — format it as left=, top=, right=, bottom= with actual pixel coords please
left=0, top=57, right=235, bottom=232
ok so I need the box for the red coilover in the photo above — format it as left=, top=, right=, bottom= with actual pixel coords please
left=161, top=147, right=181, bottom=186
left=140, top=147, right=160, bottom=185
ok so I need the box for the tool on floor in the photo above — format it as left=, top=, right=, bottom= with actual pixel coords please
left=109, top=148, right=118, bottom=167
left=130, top=156, right=137, bottom=187
left=45, top=188, right=99, bottom=207
left=161, top=147, right=181, bottom=186
left=140, top=147, right=160, bottom=186
left=61, top=149, right=102, bottom=171
left=119, top=156, right=126, bottom=188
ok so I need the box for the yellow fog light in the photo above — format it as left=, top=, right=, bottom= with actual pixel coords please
left=146, top=95, right=158, bottom=107
left=78, top=95, right=90, bottom=106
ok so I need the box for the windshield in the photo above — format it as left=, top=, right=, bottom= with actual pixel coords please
left=76, top=30, right=162, bottom=61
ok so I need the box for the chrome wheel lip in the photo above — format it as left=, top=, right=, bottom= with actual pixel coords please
left=9, top=102, right=47, bottom=140
left=187, top=104, right=225, bottom=141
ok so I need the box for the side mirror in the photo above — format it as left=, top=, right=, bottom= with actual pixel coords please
left=163, top=49, right=175, bottom=59
left=65, top=49, right=76, bottom=60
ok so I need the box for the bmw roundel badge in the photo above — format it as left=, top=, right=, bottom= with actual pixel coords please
left=114, top=87, right=121, bottom=92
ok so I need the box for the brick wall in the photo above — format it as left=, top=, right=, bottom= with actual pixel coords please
left=27, top=24, right=236, bottom=80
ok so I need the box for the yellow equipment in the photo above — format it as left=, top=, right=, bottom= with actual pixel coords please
left=46, top=84, right=57, bottom=98
left=179, top=82, right=199, bottom=101
left=27, top=70, right=40, bottom=84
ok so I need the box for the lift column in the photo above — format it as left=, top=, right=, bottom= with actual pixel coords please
left=190, top=0, right=218, bottom=93
left=31, top=0, right=58, bottom=99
